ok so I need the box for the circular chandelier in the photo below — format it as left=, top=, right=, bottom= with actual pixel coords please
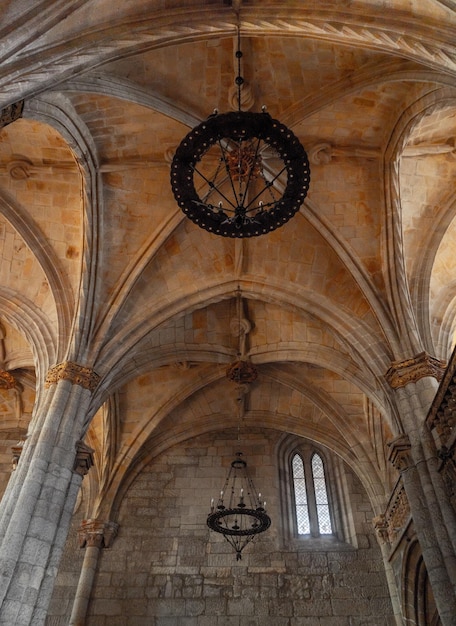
left=170, top=28, right=310, bottom=238
left=207, top=452, right=271, bottom=560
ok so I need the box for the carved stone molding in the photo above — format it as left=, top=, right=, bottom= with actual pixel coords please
left=11, top=440, right=24, bottom=471
left=45, top=361, right=100, bottom=392
left=308, top=142, right=380, bottom=165
left=0, top=156, right=76, bottom=180
left=77, top=519, right=119, bottom=549
left=385, top=352, right=446, bottom=389
left=373, top=514, right=389, bottom=545
left=0, top=101, right=24, bottom=129
left=73, top=440, right=94, bottom=477
left=388, top=434, right=413, bottom=472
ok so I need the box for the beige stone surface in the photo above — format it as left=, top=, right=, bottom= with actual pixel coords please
left=0, top=0, right=456, bottom=624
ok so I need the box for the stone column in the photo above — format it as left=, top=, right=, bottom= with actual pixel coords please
left=373, top=514, right=404, bottom=625
left=386, top=353, right=456, bottom=625
left=31, top=442, right=95, bottom=625
left=69, top=519, right=119, bottom=626
left=0, top=361, right=100, bottom=626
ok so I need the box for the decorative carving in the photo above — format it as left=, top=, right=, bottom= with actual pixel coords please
left=4, top=14, right=456, bottom=113
left=6, top=157, right=33, bottom=180
left=0, top=370, right=16, bottom=389
left=73, top=440, right=94, bottom=477
left=0, top=101, right=24, bottom=129
left=11, top=440, right=24, bottom=471
left=78, top=519, right=119, bottom=549
left=0, top=156, right=76, bottom=180
left=373, top=514, right=389, bottom=545
left=435, top=446, right=456, bottom=511
left=426, top=355, right=456, bottom=447
left=384, top=478, right=411, bottom=544
left=45, top=362, right=100, bottom=392
left=171, top=361, right=198, bottom=370
left=402, top=140, right=456, bottom=157
left=226, top=359, right=258, bottom=384
left=228, top=82, right=255, bottom=111
left=309, top=142, right=380, bottom=165
left=387, top=434, right=413, bottom=472
left=385, top=352, right=446, bottom=389
left=426, top=343, right=456, bottom=448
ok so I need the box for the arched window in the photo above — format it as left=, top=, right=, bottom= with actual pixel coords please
left=292, top=454, right=310, bottom=534
left=311, top=452, right=332, bottom=534
left=291, top=451, right=333, bottom=537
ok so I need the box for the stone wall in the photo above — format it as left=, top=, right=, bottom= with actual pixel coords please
left=48, top=429, right=395, bottom=625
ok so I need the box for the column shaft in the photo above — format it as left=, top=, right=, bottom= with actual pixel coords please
left=69, top=545, right=101, bottom=626
left=0, top=373, right=94, bottom=626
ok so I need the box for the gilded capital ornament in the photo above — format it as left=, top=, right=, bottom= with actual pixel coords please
left=385, top=352, right=446, bottom=389
left=78, top=519, right=119, bottom=549
left=45, top=361, right=100, bottom=392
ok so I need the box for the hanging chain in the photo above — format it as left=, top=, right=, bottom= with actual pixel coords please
left=235, top=25, right=243, bottom=113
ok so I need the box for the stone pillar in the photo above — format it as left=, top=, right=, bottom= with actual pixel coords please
left=0, top=361, right=100, bottom=626
left=386, top=353, right=456, bottom=625
left=373, top=514, right=404, bottom=625
left=69, top=519, right=118, bottom=626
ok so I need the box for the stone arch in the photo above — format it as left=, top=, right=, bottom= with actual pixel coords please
left=23, top=93, right=103, bottom=362
left=402, top=537, right=442, bottom=626
left=383, top=87, right=456, bottom=359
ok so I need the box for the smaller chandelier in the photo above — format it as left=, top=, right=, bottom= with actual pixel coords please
left=207, top=452, right=271, bottom=560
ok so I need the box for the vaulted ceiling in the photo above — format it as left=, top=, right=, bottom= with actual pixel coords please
left=0, top=0, right=455, bottom=516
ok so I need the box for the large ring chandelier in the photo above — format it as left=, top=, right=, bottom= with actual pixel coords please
left=171, top=111, right=310, bottom=238
left=170, top=27, right=310, bottom=238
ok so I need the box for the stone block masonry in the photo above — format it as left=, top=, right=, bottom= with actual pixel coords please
left=47, top=430, right=394, bottom=625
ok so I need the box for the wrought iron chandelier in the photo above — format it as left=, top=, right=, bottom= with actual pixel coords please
left=207, top=289, right=271, bottom=559
left=171, top=25, right=310, bottom=237
left=207, top=452, right=271, bottom=560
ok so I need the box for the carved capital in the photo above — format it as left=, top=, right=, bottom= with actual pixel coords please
left=45, top=361, right=100, bottom=392
left=385, top=352, right=446, bottom=389
left=388, top=434, right=413, bottom=472
left=78, top=519, right=119, bottom=549
left=0, top=101, right=24, bottom=129
left=73, top=440, right=94, bottom=477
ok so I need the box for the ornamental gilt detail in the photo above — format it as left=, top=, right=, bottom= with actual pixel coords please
left=45, top=361, right=100, bottom=392
left=385, top=352, right=446, bottom=389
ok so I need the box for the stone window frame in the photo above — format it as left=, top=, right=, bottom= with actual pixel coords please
left=279, top=437, right=356, bottom=548
left=292, top=449, right=333, bottom=537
